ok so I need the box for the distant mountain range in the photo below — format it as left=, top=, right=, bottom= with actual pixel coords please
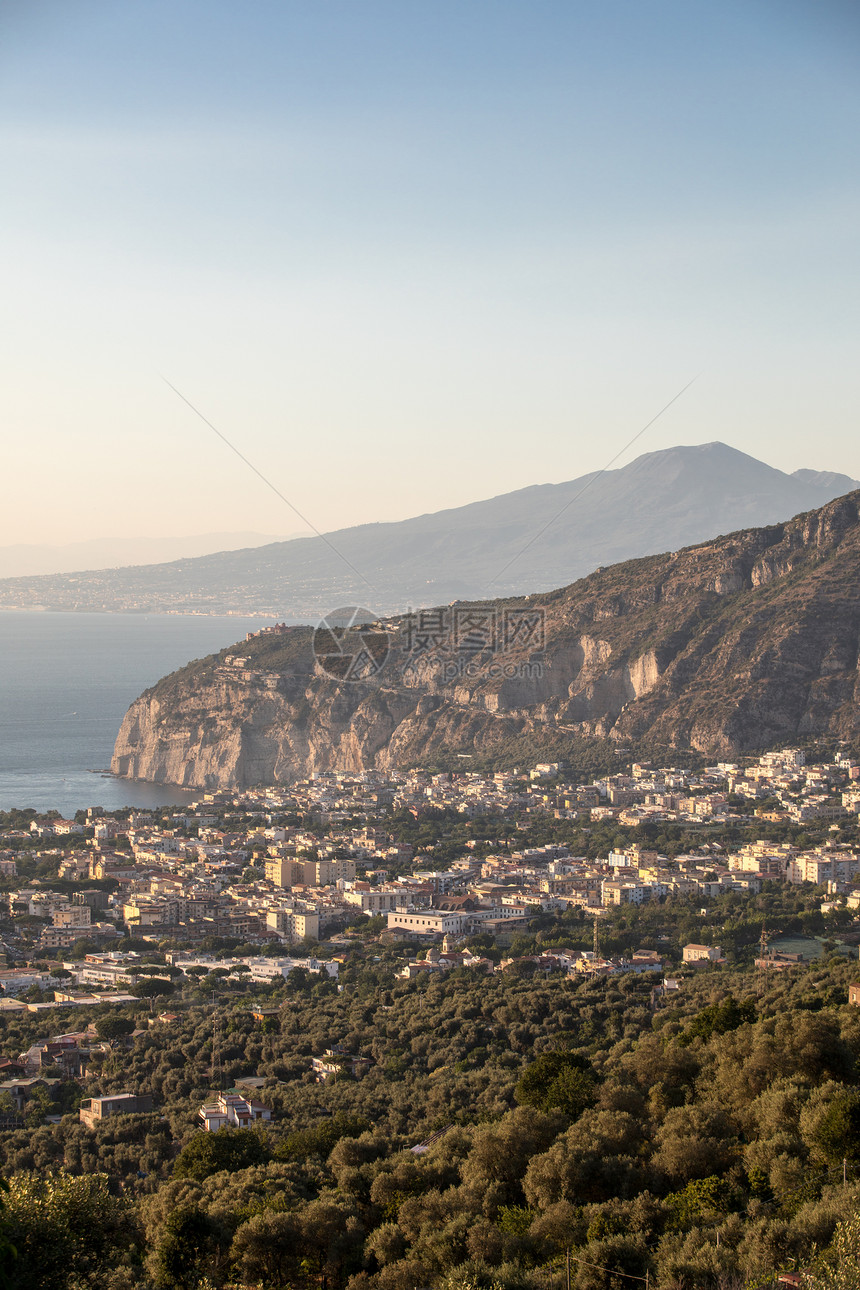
left=1, top=442, right=857, bottom=618
left=0, top=531, right=297, bottom=579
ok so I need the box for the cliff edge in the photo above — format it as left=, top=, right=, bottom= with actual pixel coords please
left=112, top=492, right=860, bottom=789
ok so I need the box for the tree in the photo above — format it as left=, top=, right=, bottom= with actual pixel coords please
left=679, top=995, right=756, bottom=1046
left=152, top=1205, right=222, bottom=1290
left=277, top=1113, right=370, bottom=1161
left=523, top=1110, right=643, bottom=1208
left=460, top=1107, right=564, bottom=1206
left=133, top=977, right=175, bottom=1012
left=230, top=1210, right=301, bottom=1287
left=295, top=1197, right=364, bottom=1287
left=0, top=1172, right=133, bottom=1290
left=68, top=939, right=98, bottom=959
left=809, top=1210, right=860, bottom=1290
left=24, top=1086, right=56, bottom=1127
left=651, top=1103, right=738, bottom=1186
left=94, top=1015, right=136, bottom=1044
left=807, top=1088, right=860, bottom=1166
left=514, top=1052, right=597, bottom=1119
left=173, top=1128, right=267, bottom=1181
left=664, top=1175, right=734, bottom=1230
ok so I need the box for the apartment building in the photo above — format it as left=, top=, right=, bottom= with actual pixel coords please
left=52, top=904, right=91, bottom=928
left=265, top=856, right=356, bottom=887
left=386, top=910, right=469, bottom=936
left=265, top=909, right=320, bottom=943
left=788, top=852, right=860, bottom=885
left=343, top=886, right=403, bottom=914
left=601, top=880, right=666, bottom=906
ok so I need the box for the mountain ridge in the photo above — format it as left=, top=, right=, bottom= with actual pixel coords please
left=112, top=488, right=860, bottom=789
left=4, top=442, right=858, bottom=618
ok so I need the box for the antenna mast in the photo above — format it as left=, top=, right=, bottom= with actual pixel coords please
left=757, top=923, right=769, bottom=996
left=211, top=991, right=222, bottom=1089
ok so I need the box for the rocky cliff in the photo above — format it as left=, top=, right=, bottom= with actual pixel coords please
left=112, top=492, right=860, bottom=788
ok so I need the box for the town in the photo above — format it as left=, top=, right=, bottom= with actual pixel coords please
left=1, top=742, right=859, bottom=1289
left=1, top=743, right=859, bottom=1008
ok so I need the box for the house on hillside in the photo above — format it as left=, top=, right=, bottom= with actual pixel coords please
left=20, top=1040, right=92, bottom=1078
left=0, top=1076, right=55, bottom=1113
left=198, top=1091, right=271, bottom=1131
left=311, top=1044, right=372, bottom=1081
left=682, top=944, right=725, bottom=965
left=79, top=1092, right=154, bottom=1128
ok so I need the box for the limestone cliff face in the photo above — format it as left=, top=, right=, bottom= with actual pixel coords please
left=112, top=492, right=860, bottom=788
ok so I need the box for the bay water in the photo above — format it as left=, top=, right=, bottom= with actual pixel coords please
left=0, top=611, right=278, bottom=814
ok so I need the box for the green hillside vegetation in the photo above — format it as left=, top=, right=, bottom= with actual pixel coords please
left=1, top=886, right=859, bottom=1288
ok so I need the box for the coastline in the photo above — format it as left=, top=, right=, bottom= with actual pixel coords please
left=0, top=610, right=270, bottom=813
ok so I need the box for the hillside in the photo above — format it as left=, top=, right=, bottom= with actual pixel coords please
left=112, top=490, right=860, bottom=789
left=5, top=443, right=859, bottom=617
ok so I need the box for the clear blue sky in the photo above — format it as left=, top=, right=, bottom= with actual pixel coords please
left=2, top=0, right=859, bottom=545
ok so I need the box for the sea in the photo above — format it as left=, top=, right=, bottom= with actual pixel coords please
left=0, top=611, right=280, bottom=815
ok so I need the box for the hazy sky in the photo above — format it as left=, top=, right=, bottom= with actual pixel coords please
left=2, top=0, right=859, bottom=547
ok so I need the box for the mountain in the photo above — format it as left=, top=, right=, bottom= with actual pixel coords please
left=3, top=443, right=858, bottom=618
left=791, top=468, right=860, bottom=493
left=112, top=489, right=860, bottom=789
left=0, top=531, right=298, bottom=580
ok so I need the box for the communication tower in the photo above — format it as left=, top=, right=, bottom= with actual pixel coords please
left=211, top=992, right=223, bottom=1088
left=756, top=923, right=770, bottom=996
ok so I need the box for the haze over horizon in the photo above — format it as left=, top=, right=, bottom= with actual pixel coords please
left=2, top=1, right=859, bottom=549
left=2, top=441, right=856, bottom=618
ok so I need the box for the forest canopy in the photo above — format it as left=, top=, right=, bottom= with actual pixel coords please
left=1, top=934, right=859, bottom=1290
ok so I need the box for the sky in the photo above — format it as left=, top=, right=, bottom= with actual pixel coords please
left=1, top=0, right=859, bottom=548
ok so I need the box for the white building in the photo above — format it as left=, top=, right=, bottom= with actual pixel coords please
left=682, top=944, right=723, bottom=964
left=386, top=910, right=469, bottom=936
left=343, top=887, right=403, bottom=913
left=0, top=968, right=52, bottom=996
left=198, top=1091, right=271, bottom=1131
left=171, top=954, right=338, bottom=982
left=265, top=909, right=320, bottom=943
left=788, top=852, right=860, bottom=886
